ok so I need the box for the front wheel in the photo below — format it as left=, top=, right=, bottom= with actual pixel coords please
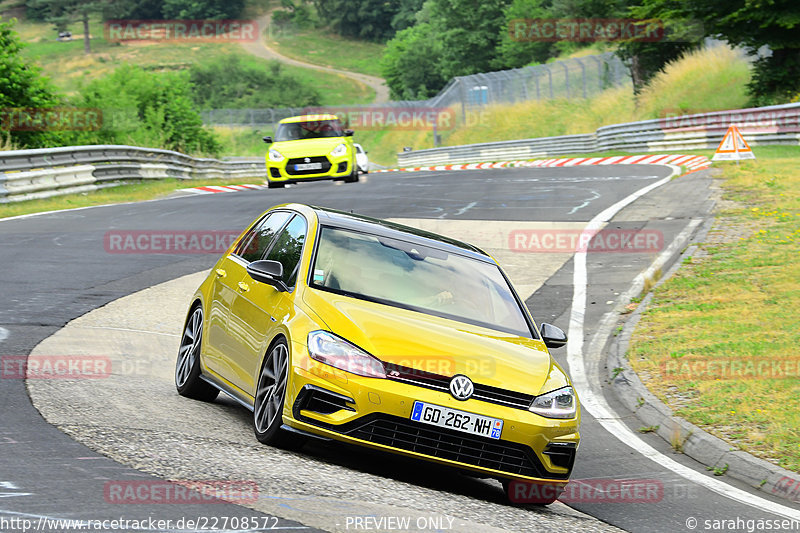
left=267, top=179, right=285, bottom=189
left=253, top=339, right=306, bottom=449
left=343, top=161, right=359, bottom=183
left=175, top=305, right=219, bottom=402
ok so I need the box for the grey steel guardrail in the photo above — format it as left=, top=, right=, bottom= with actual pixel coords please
left=397, top=103, right=800, bottom=166
left=0, top=145, right=264, bottom=203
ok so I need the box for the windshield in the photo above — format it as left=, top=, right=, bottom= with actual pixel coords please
left=311, top=227, right=533, bottom=338
left=274, top=119, right=345, bottom=141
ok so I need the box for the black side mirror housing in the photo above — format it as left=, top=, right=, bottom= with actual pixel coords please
left=540, top=323, right=567, bottom=349
left=344, top=129, right=354, bottom=137
left=246, top=260, right=288, bottom=292
left=262, top=136, right=273, bottom=144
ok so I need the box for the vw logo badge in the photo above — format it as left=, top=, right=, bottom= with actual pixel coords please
left=449, top=374, right=474, bottom=401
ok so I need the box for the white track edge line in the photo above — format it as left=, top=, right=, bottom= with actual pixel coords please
left=566, top=164, right=800, bottom=521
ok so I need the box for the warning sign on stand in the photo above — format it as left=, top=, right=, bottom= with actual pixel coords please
left=712, top=125, right=755, bottom=161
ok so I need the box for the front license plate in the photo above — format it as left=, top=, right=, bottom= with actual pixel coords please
left=410, top=401, right=503, bottom=440
left=294, top=162, right=323, bottom=171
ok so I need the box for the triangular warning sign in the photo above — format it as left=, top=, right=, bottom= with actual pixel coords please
left=712, top=125, right=755, bottom=161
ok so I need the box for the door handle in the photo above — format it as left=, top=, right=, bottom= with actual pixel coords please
left=237, top=281, right=250, bottom=292
left=215, top=268, right=226, bottom=278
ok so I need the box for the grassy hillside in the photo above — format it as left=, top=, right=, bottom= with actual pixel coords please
left=217, top=45, right=752, bottom=165
left=268, top=25, right=386, bottom=77
left=11, top=17, right=374, bottom=104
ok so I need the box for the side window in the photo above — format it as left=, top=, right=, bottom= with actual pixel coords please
left=235, top=212, right=291, bottom=263
left=264, top=215, right=307, bottom=288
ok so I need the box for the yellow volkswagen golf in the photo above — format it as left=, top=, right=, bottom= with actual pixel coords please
left=176, top=204, right=580, bottom=503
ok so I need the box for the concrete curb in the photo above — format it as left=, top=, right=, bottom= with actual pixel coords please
left=603, top=181, right=800, bottom=505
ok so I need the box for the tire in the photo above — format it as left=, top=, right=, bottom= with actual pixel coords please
left=253, top=338, right=306, bottom=449
left=175, top=304, right=219, bottom=402
left=343, top=159, right=359, bottom=183
left=267, top=179, right=285, bottom=189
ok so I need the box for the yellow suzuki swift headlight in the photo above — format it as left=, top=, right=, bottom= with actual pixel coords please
left=330, top=143, right=347, bottom=157
left=268, top=149, right=285, bottom=162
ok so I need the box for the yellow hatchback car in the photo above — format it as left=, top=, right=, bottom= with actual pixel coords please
left=176, top=204, right=580, bottom=502
left=263, top=114, right=358, bottom=188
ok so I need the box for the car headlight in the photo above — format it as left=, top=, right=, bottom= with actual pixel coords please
left=307, top=330, right=386, bottom=378
left=330, top=143, right=347, bottom=157
left=529, top=386, right=576, bottom=419
left=268, top=149, right=284, bottom=162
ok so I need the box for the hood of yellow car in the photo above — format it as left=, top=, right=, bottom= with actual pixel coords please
left=302, top=288, right=557, bottom=396
left=269, top=137, right=348, bottom=158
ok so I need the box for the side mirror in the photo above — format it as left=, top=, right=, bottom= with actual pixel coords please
left=344, top=129, right=354, bottom=137
left=246, top=260, right=288, bottom=292
left=540, top=323, right=567, bottom=349
left=262, top=136, right=272, bottom=144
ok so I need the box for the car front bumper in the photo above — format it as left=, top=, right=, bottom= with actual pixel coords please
left=284, top=342, right=580, bottom=483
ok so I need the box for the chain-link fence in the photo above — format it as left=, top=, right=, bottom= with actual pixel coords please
left=201, top=52, right=631, bottom=128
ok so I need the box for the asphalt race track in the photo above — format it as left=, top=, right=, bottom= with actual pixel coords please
left=2, top=166, right=799, bottom=532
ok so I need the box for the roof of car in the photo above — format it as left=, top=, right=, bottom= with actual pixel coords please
left=279, top=114, right=340, bottom=124
left=303, top=205, right=492, bottom=262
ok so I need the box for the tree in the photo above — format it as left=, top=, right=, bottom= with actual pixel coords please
left=380, top=22, right=447, bottom=99
left=629, top=0, right=800, bottom=103
left=391, top=0, right=425, bottom=33
left=189, top=56, right=321, bottom=109
left=426, top=0, right=511, bottom=79
left=311, top=0, right=400, bottom=41
left=74, top=65, right=220, bottom=155
left=0, top=17, right=63, bottom=148
left=494, top=0, right=557, bottom=70
left=29, top=0, right=114, bottom=55
left=161, top=0, right=245, bottom=20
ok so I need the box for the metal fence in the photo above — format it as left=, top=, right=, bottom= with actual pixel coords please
left=0, top=145, right=263, bottom=203
left=201, top=53, right=631, bottom=128
left=396, top=102, right=800, bottom=166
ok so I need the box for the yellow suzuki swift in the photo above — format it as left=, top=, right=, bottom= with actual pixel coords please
left=263, top=114, right=358, bottom=188
left=176, top=204, right=580, bottom=503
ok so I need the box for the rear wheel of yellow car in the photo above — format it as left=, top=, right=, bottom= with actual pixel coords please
left=175, top=305, right=219, bottom=402
left=253, top=338, right=305, bottom=449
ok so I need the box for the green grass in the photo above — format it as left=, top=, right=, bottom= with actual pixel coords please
left=0, top=177, right=262, bottom=219
left=267, top=25, right=386, bottom=77
left=629, top=145, right=800, bottom=473
left=13, top=17, right=373, bottom=104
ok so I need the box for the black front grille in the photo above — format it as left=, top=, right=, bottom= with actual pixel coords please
left=345, top=415, right=559, bottom=478
left=384, top=363, right=535, bottom=410
left=286, top=156, right=331, bottom=175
